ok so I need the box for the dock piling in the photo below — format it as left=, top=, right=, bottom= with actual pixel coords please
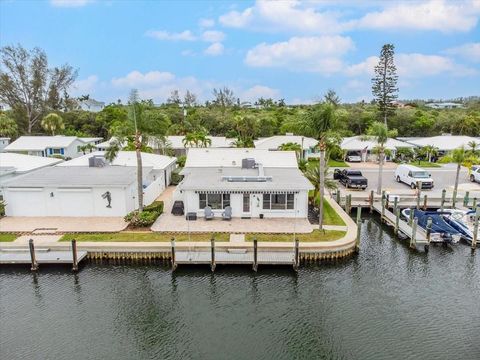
left=394, top=207, right=400, bottom=235
left=416, top=184, right=421, bottom=209
left=473, top=197, right=477, bottom=209
left=410, top=218, right=418, bottom=249
left=336, top=189, right=341, bottom=204
left=381, top=192, right=386, bottom=221
left=409, top=207, right=414, bottom=226
left=253, top=238, right=258, bottom=271
left=356, top=207, right=362, bottom=252
left=210, top=236, right=216, bottom=272
left=293, top=239, right=299, bottom=271
left=423, top=194, right=428, bottom=211
left=463, top=191, right=470, bottom=207
left=29, top=239, right=38, bottom=271
left=441, top=189, right=446, bottom=211
left=472, top=208, right=479, bottom=252
left=369, top=190, right=374, bottom=213
left=452, top=189, right=458, bottom=209
left=71, top=239, right=78, bottom=272
left=171, top=238, right=177, bottom=271
left=426, top=217, right=432, bottom=252
left=393, top=197, right=398, bottom=214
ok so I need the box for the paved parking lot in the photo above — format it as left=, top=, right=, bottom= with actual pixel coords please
left=332, top=163, right=480, bottom=196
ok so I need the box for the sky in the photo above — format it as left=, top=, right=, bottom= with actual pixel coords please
left=1, top=0, right=480, bottom=104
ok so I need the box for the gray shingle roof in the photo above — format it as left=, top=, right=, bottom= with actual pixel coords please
left=1, top=166, right=151, bottom=188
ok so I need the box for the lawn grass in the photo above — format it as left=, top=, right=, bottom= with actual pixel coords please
left=307, top=159, right=349, bottom=169
left=60, top=232, right=230, bottom=242
left=245, top=230, right=345, bottom=242
left=309, top=196, right=346, bottom=226
left=407, top=161, right=441, bottom=168
left=0, top=233, right=17, bottom=242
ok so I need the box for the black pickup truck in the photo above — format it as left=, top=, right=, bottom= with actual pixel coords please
left=333, top=169, right=368, bottom=190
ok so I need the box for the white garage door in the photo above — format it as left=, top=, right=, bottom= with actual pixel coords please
left=58, top=189, right=94, bottom=216
left=6, top=189, right=46, bottom=216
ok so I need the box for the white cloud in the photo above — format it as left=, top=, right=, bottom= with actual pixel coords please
left=444, top=42, right=480, bottom=62
left=199, top=18, right=215, bottom=28
left=204, top=42, right=224, bottom=56
left=241, top=85, right=280, bottom=102
left=145, top=30, right=196, bottom=41
left=346, top=53, right=477, bottom=78
left=50, top=0, right=93, bottom=7
left=71, top=75, right=99, bottom=95
left=245, top=35, right=354, bottom=74
left=219, top=7, right=254, bottom=28
left=112, top=71, right=175, bottom=88
left=201, top=30, right=226, bottom=43
left=354, top=0, right=480, bottom=32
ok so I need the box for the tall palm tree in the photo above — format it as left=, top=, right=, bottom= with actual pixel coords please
left=0, top=113, right=18, bottom=138
left=107, top=89, right=170, bottom=212
left=468, top=140, right=479, bottom=156
left=297, top=102, right=336, bottom=230
left=422, top=145, right=439, bottom=162
left=362, top=122, right=397, bottom=195
left=278, top=142, right=302, bottom=159
left=452, top=146, right=467, bottom=207
left=182, top=133, right=198, bottom=148
left=41, top=113, right=64, bottom=135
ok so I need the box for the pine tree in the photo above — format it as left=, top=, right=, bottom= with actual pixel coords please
left=372, top=44, right=398, bottom=126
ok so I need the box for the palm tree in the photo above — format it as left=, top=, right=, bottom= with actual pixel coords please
left=422, top=145, right=439, bottom=162
left=79, top=143, right=96, bottom=154
left=297, top=102, right=336, bottom=230
left=278, top=142, right=302, bottom=159
left=0, top=113, right=18, bottom=138
left=107, top=89, right=170, bottom=212
left=41, top=113, right=64, bottom=135
left=182, top=133, right=198, bottom=148
left=452, top=146, right=467, bottom=207
left=468, top=140, right=479, bottom=156
left=195, top=131, right=212, bottom=148
left=362, top=122, right=397, bottom=194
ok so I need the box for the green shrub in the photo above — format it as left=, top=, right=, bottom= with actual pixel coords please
left=171, top=170, right=183, bottom=185
left=124, top=210, right=161, bottom=227
left=143, top=200, right=164, bottom=213
left=177, top=155, right=187, bottom=168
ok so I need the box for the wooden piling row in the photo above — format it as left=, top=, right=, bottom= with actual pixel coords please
left=86, top=251, right=171, bottom=261
left=299, top=248, right=356, bottom=263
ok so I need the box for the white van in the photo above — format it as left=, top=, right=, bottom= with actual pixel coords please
left=395, top=164, right=434, bottom=189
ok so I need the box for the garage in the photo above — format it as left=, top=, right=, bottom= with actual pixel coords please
left=58, top=189, right=94, bottom=216
left=4, top=188, right=46, bottom=216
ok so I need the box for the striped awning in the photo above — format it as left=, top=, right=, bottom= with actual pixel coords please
left=195, top=190, right=298, bottom=194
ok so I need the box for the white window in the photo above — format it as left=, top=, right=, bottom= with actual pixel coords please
left=199, top=193, right=230, bottom=210
left=263, top=193, right=294, bottom=210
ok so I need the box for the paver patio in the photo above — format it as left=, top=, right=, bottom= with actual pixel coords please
left=0, top=217, right=128, bottom=233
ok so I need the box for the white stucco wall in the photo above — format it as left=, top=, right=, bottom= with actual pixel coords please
left=180, top=190, right=309, bottom=218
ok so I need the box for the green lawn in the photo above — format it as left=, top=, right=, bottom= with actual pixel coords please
left=308, top=196, right=346, bottom=226
left=307, top=159, right=349, bottom=169
left=407, top=161, right=442, bottom=168
left=60, top=232, right=230, bottom=242
left=246, top=230, right=345, bottom=242
left=0, top=233, right=17, bottom=242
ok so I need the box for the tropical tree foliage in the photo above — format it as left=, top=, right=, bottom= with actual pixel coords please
left=41, top=113, right=64, bottom=135
left=0, top=113, right=18, bottom=138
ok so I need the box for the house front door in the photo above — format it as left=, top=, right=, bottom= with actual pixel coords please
left=242, top=193, right=251, bottom=218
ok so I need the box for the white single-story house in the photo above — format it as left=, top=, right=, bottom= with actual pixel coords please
left=341, top=136, right=416, bottom=162
left=425, top=102, right=464, bottom=109
left=57, top=151, right=177, bottom=192
left=405, top=135, right=480, bottom=154
left=0, top=153, right=63, bottom=196
left=1, top=159, right=171, bottom=217
left=3, top=136, right=103, bottom=159
left=175, top=148, right=313, bottom=219
left=166, top=136, right=234, bottom=157
left=254, top=134, right=319, bottom=159
left=0, top=137, right=10, bottom=151
left=78, top=98, right=105, bottom=112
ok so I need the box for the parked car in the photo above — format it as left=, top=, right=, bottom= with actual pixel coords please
left=395, top=164, right=434, bottom=189
left=346, top=151, right=362, bottom=162
left=333, top=169, right=368, bottom=189
left=470, top=167, right=480, bottom=183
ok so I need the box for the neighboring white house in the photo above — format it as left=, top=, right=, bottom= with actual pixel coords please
left=58, top=151, right=177, bottom=191
left=166, top=136, right=235, bottom=156
left=0, top=153, right=63, bottom=196
left=0, top=137, right=10, bottom=151
left=78, top=98, right=105, bottom=112
left=425, top=102, right=465, bottom=109
left=0, top=162, right=167, bottom=217
left=341, top=136, right=416, bottom=162
left=254, top=134, right=318, bottom=159
left=405, top=135, right=480, bottom=153
left=175, top=148, right=313, bottom=219
left=3, top=136, right=102, bottom=158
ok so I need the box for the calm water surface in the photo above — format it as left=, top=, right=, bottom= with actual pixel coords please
left=1, top=215, right=480, bottom=360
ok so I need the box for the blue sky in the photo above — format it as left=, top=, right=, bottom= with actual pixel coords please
left=1, top=0, right=479, bottom=104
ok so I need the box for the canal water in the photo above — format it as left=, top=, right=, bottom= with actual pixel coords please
left=1, top=215, right=479, bottom=360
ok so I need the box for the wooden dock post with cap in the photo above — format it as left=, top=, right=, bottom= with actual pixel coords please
left=253, top=238, right=258, bottom=271
left=171, top=238, right=177, bottom=271
left=452, top=189, right=458, bottom=209
left=29, top=239, right=38, bottom=271
left=293, top=239, right=299, bottom=271
left=355, top=206, right=362, bottom=252
left=71, top=239, right=78, bottom=272
left=336, top=189, right=341, bottom=204
left=369, top=190, right=374, bottom=213
left=441, top=189, right=446, bottom=211
left=472, top=208, right=479, bottom=252
left=416, top=183, right=421, bottom=209
left=463, top=191, right=470, bottom=207
left=381, top=191, right=386, bottom=221
left=410, top=218, right=418, bottom=249
left=393, top=197, right=398, bottom=214
left=394, top=207, right=400, bottom=235
left=425, top=217, right=432, bottom=252
left=210, top=236, right=216, bottom=272
left=473, top=197, right=477, bottom=209
left=409, top=207, right=414, bottom=226
left=423, top=194, right=428, bottom=211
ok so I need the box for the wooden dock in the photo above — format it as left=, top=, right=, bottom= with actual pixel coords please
left=0, top=249, right=88, bottom=265
left=175, top=249, right=294, bottom=266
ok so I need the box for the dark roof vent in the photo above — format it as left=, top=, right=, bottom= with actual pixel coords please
left=241, top=158, right=255, bottom=169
